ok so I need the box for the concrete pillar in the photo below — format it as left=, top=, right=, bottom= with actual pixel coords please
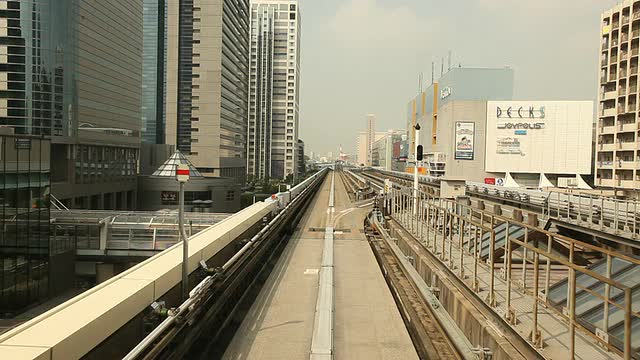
left=477, top=200, right=485, bottom=211
left=493, top=204, right=503, bottom=216
left=512, top=209, right=524, bottom=222
left=528, top=213, right=538, bottom=227
left=96, top=263, right=115, bottom=284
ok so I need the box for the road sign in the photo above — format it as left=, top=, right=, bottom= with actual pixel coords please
left=176, top=164, right=190, bottom=182
left=496, top=178, right=505, bottom=186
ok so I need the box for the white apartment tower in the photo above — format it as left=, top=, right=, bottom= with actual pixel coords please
left=366, top=114, right=376, bottom=166
left=248, top=0, right=301, bottom=180
left=598, top=1, right=640, bottom=196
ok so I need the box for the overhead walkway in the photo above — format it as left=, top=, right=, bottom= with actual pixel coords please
left=0, top=169, right=329, bottom=360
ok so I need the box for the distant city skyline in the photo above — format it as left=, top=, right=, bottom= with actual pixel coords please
left=298, top=0, right=619, bottom=154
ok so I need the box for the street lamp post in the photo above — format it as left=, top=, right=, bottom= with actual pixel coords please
left=413, top=124, right=421, bottom=216
left=176, top=164, right=190, bottom=300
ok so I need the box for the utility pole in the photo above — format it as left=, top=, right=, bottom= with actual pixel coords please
left=176, top=164, right=190, bottom=300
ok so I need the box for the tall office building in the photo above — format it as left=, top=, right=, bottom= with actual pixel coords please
left=0, top=1, right=143, bottom=210
left=165, top=0, right=250, bottom=185
left=0, top=0, right=141, bottom=312
left=366, top=114, right=376, bottom=167
left=597, top=2, right=640, bottom=196
left=142, top=0, right=167, bottom=144
left=247, top=0, right=301, bottom=180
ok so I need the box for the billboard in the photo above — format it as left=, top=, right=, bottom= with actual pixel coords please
left=485, top=101, right=593, bottom=174
left=454, top=121, right=475, bottom=160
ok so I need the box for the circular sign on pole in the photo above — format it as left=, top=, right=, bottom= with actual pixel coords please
left=496, top=178, right=505, bottom=186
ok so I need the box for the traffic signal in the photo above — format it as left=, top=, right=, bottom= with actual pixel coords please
left=416, top=145, right=423, bottom=161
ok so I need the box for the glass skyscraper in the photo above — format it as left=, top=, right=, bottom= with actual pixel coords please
left=0, top=131, right=51, bottom=315
left=142, top=0, right=166, bottom=145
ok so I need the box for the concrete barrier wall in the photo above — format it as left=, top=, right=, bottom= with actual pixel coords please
left=0, top=201, right=276, bottom=360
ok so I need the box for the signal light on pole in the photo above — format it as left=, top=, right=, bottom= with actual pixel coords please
left=416, top=145, right=423, bottom=161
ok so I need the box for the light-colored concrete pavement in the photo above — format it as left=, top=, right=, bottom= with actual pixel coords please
left=223, top=172, right=417, bottom=360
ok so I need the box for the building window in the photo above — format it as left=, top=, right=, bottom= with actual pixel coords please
left=226, top=190, right=235, bottom=201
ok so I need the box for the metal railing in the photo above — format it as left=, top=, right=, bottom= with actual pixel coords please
left=370, top=169, right=640, bottom=242
left=388, top=185, right=639, bottom=359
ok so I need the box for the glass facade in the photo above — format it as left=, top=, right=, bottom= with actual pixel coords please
left=0, top=134, right=51, bottom=315
left=142, top=0, right=166, bottom=144
left=0, top=0, right=74, bottom=137
left=176, top=0, right=194, bottom=153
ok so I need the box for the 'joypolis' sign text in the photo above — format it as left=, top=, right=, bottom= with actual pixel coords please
left=496, top=106, right=546, bottom=130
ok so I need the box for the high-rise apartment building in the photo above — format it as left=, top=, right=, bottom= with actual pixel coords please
left=247, top=0, right=301, bottom=180
left=0, top=1, right=143, bottom=210
left=356, top=130, right=385, bottom=166
left=165, top=0, right=250, bottom=185
left=366, top=114, right=376, bottom=166
left=597, top=2, right=640, bottom=196
left=142, top=0, right=167, bottom=144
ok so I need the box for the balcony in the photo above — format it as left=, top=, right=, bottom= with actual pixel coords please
left=619, top=87, right=627, bottom=96
left=634, top=47, right=640, bottom=56
left=618, top=106, right=627, bottom=114
left=618, top=122, right=637, bottom=132
left=617, top=160, right=637, bottom=169
left=613, top=21, right=620, bottom=29
left=600, top=125, right=617, bottom=134
left=597, top=178, right=616, bottom=187
left=599, top=143, right=616, bottom=151
left=622, top=33, right=630, bottom=42
left=620, top=70, right=628, bottom=78
left=598, top=160, right=614, bottom=168
left=611, top=73, right=618, bottom=81
left=602, top=90, right=617, bottom=100
left=602, top=107, right=617, bottom=117
left=602, top=58, right=609, bottom=67
left=628, top=103, right=637, bottom=112
left=618, top=141, right=637, bottom=150
left=619, top=179, right=636, bottom=188
left=632, top=67, right=639, bottom=75
left=629, top=86, right=638, bottom=93
left=611, top=55, right=619, bottom=63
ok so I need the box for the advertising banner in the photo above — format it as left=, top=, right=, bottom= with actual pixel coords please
left=454, top=121, right=475, bottom=160
left=485, top=101, right=593, bottom=174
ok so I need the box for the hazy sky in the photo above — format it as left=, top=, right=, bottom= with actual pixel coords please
left=298, top=0, right=619, bottom=156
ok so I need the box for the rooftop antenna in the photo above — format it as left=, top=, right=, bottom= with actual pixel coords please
left=448, top=50, right=452, bottom=71
left=431, top=61, right=435, bottom=84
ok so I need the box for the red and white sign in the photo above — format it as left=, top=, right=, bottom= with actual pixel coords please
left=484, top=178, right=496, bottom=185
left=176, top=164, right=190, bottom=182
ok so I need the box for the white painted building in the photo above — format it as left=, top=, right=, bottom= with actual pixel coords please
left=247, top=0, right=301, bottom=180
left=416, top=99, right=594, bottom=188
left=485, top=101, right=594, bottom=188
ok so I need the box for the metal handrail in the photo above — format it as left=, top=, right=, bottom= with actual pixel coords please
left=389, top=185, right=638, bottom=359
